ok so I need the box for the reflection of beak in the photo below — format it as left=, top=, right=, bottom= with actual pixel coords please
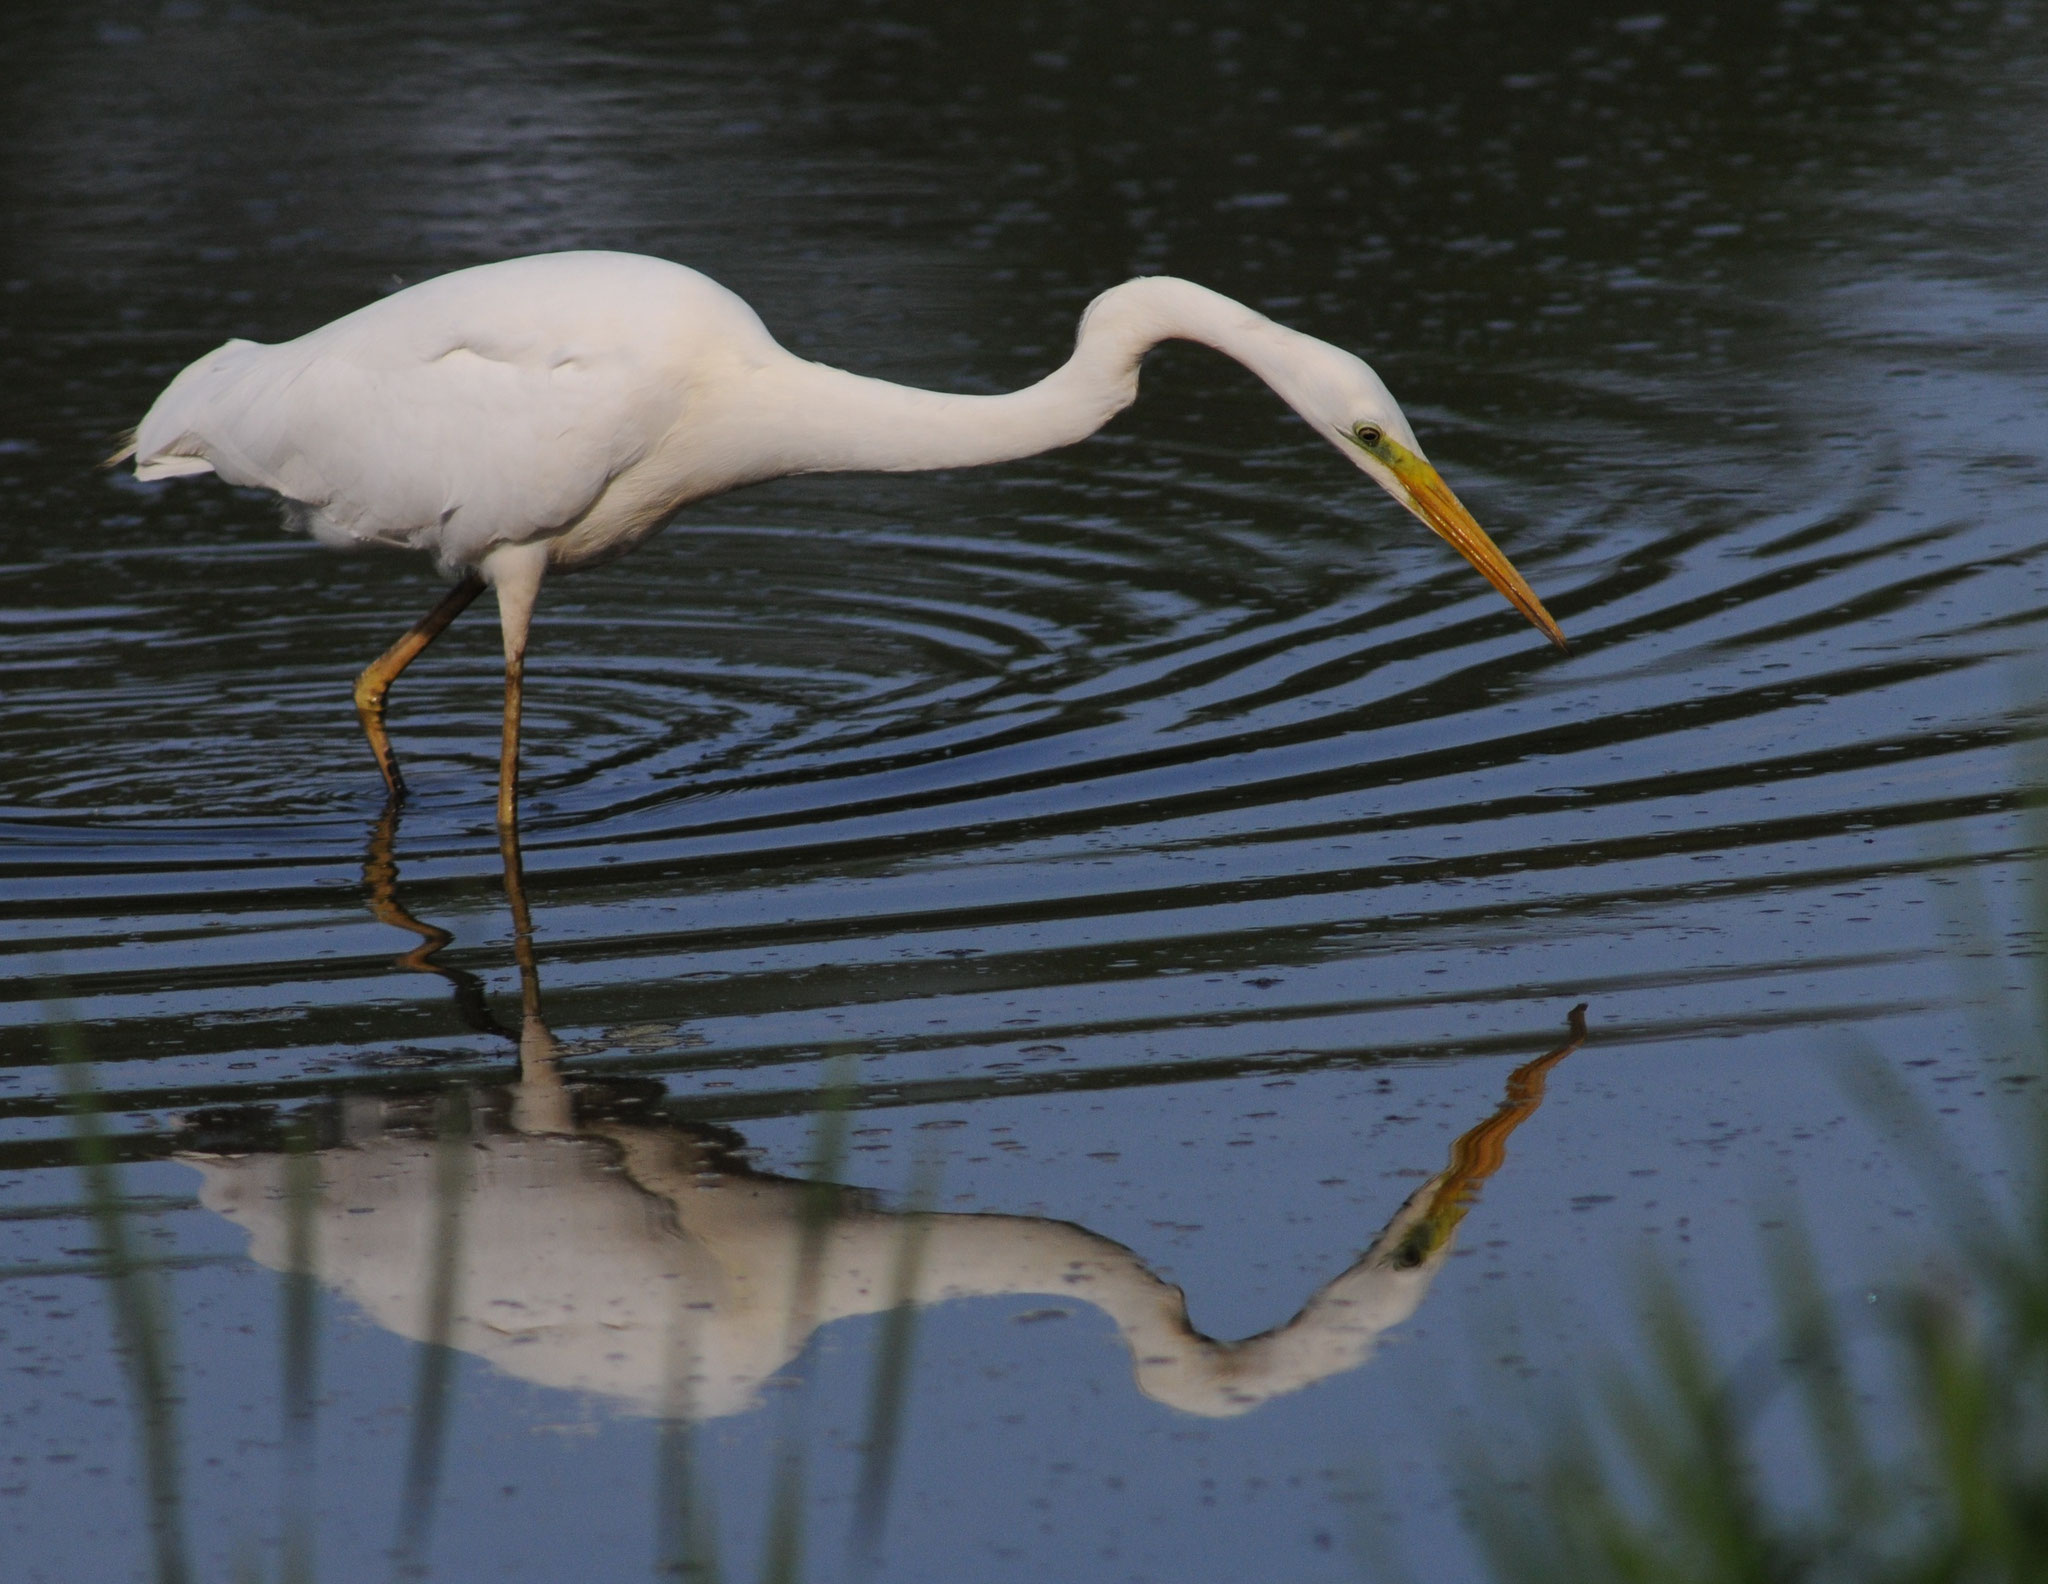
left=1387, top=1002, right=1590, bottom=1267
left=1367, top=435, right=1568, bottom=652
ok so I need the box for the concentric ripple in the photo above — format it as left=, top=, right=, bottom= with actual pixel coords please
left=4, top=368, right=2041, bottom=1126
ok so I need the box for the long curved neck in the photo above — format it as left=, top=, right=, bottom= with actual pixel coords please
left=754, top=277, right=1315, bottom=477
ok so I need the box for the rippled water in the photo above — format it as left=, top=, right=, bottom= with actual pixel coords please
left=5, top=2, right=2048, bottom=1579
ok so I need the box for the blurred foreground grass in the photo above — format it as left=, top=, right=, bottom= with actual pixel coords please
left=48, top=1025, right=916, bottom=1584
left=1458, top=857, right=2048, bottom=1584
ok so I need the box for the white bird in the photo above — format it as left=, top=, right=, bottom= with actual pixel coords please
left=118, top=251, right=1566, bottom=826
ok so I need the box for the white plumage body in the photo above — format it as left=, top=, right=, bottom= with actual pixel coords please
left=134, top=253, right=802, bottom=573
left=125, top=250, right=1560, bottom=818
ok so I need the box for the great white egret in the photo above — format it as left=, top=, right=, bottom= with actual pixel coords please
left=119, top=252, right=1566, bottom=825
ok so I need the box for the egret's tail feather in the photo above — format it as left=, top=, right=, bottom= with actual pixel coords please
left=102, top=426, right=214, bottom=479
left=135, top=453, right=218, bottom=480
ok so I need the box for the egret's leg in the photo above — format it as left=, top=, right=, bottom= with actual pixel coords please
left=482, top=542, right=550, bottom=833
left=353, top=575, right=485, bottom=801
left=499, top=664, right=524, bottom=832
left=478, top=544, right=565, bottom=1129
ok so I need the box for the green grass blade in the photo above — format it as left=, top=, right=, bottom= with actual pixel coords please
left=758, top=1054, right=858, bottom=1584
left=280, top=1114, right=321, bottom=1584
left=850, top=1146, right=943, bottom=1570
left=51, top=1012, right=192, bottom=1584
left=391, top=1090, right=473, bottom=1576
left=1762, top=1216, right=1883, bottom=1572
left=655, top=1409, right=722, bottom=1583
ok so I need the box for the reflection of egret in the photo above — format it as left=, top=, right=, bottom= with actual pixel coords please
left=361, top=803, right=507, bottom=1040
left=183, top=1008, right=1585, bottom=1421
left=362, top=803, right=568, bottom=1130
left=118, top=253, right=1567, bottom=824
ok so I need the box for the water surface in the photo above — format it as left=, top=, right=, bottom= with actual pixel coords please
left=4, top=2, right=2047, bottom=1579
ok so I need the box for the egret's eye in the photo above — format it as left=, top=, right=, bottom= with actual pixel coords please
left=1353, top=423, right=1383, bottom=449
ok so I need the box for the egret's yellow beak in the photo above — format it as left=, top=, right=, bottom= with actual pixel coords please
left=1358, top=432, right=1568, bottom=652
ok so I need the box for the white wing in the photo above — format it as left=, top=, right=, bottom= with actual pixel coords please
left=131, top=254, right=750, bottom=569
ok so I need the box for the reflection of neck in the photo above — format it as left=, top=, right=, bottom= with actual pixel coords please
left=930, top=1004, right=1590, bottom=1417
left=603, top=1007, right=1589, bottom=1420
left=893, top=1209, right=1426, bottom=1418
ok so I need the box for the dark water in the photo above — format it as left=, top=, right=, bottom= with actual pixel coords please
left=4, top=1, right=2047, bottom=1579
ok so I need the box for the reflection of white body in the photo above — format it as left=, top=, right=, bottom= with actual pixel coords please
left=189, top=1023, right=1577, bottom=1422
left=193, top=1122, right=1446, bottom=1420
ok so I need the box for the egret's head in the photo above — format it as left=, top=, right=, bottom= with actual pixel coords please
left=1287, top=340, right=1567, bottom=651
